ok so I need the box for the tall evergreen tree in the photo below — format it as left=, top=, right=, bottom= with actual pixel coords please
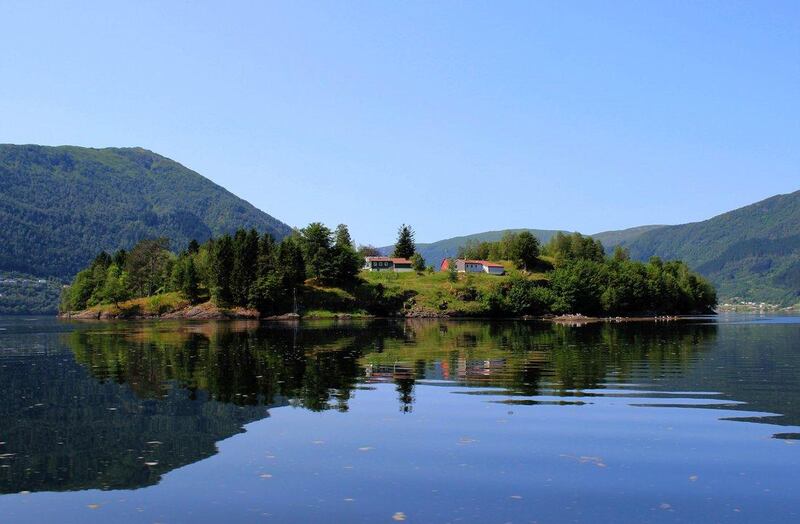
left=393, top=224, right=416, bottom=259
left=182, top=257, right=200, bottom=304
left=331, top=224, right=361, bottom=285
left=277, top=237, right=307, bottom=288
left=334, top=224, right=354, bottom=248
left=257, top=233, right=275, bottom=279
left=211, top=235, right=234, bottom=305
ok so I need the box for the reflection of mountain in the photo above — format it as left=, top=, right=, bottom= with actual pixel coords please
left=3, top=317, right=798, bottom=495
left=0, top=348, right=267, bottom=494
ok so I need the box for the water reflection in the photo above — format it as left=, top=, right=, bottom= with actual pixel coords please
left=1, top=317, right=799, bottom=500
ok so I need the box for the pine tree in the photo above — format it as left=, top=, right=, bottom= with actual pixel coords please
left=393, top=224, right=416, bottom=259
left=257, top=233, right=275, bottom=279
left=211, top=235, right=234, bottom=305
left=182, top=257, right=200, bottom=304
left=334, top=224, right=354, bottom=249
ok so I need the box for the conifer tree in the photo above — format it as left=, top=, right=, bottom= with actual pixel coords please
left=393, top=224, right=416, bottom=259
left=211, top=234, right=234, bottom=305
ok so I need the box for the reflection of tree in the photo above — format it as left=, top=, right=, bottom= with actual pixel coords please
left=0, top=349, right=267, bottom=494
left=362, top=320, right=718, bottom=395
left=0, top=318, right=721, bottom=495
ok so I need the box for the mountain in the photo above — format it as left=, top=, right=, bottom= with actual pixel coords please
left=386, top=225, right=664, bottom=268
left=0, top=145, right=292, bottom=281
left=619, top=191, right=800, bottom=305
left=591, top=225, right=667, bottom=248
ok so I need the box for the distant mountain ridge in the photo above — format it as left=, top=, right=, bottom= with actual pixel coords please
left=0, top=144, right=292, bottom=280
left=619, top=190, right=800, bottom=305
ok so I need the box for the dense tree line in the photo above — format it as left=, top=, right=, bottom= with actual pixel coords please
left=61, top=223, right=364, bottom=315
left=481, top=255, right=716, bottom=316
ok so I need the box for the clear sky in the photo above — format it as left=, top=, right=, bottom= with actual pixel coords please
left=1, top=1, right=798, bottom=246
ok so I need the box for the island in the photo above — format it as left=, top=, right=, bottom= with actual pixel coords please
left=59, top=224, right=717, bottom=320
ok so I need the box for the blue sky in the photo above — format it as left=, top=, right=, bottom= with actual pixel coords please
left=1, top=1, right=798, bottom=246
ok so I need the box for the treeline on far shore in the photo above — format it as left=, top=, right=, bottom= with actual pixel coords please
left=60, top=224, right=717, bottom=318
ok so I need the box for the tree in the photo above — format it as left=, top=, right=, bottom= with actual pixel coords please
left=334, top=224, right=354, bottom=248
left=99, top=264, right=130, bottom=307
left=393, top=224, right=416, bottom=259
left=411, top=253, right=426, bottom=273
left=182, top=257, right=200, bottom=304
left=257, top=233, right=276, bottom=279
left=125, top=238, right=171, bottom=297
left=331, top=224, right=361, bottom=285
left=509, top=231, right=540, bottom=270
left=210, top=235, right=234, bottom=305
left=231, top=228, right=259, bottom=306
left=446, top=258, right=459, bottom=283
left=277, top=237, right=306, bottom=288
left=187, top=239, right=200, bottom=255
left=613, top=246, right=630, bottom=262
left=299, top=223, right=334, bottom=281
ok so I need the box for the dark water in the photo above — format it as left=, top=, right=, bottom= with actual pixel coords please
left=0, top=315, right=798, bottom=523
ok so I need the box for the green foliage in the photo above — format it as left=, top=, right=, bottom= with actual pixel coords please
left=0, top=273, right=63, bottom=315
left=299, top=222, right=335, bottom=281
left=447, top=258, right=459, bottom=283
left=459, top=231, right=540, bottom=270
left=620, top=190, right=800, bottom=304
left=545, top=232, right=606, bottom=265
left=411, top=253, right=426, bottom=273
left=393, top=224, right=416, bottom=259
left=0, top=144, right=291, bottom=281
left=126, top=238, right=172, bottom=297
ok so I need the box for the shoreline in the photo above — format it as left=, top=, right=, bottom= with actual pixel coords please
left=58, top=304, right=710, bottom=323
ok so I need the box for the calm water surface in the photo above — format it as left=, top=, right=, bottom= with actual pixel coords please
left=0, top=315, right=798, bottom=523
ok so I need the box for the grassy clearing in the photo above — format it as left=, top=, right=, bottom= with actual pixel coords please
left=84, top=292, right=190, bottom=316
left=360, top=264, right=549, bottom=315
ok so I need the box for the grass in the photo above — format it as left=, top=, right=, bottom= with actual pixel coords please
left=360, top=262, right=549, bottom=316
left=85, top=292, right=190, bottom=316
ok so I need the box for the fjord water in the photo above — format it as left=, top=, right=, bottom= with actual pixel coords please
left=0, top=316, right=798, bottom=523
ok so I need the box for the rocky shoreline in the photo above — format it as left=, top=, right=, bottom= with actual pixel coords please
left=60, top=304, right=695, bottom=323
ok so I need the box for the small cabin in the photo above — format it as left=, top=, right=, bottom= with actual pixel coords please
left=440, top=259, right=505, bottom=275
left=364, top=256, right=413, bottom=272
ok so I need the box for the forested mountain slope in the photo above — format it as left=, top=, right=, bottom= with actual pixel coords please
left=620, top=191, right=800, bottom=305
left=0, top=145, right=292, bottom=280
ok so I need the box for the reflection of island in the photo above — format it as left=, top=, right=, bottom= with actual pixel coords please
left=12, top=316, right=800, bottom=495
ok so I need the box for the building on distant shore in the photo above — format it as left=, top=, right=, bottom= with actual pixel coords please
left=363, top=256, right=413, bottom=272
left=440, top=259, right=506, bottom=275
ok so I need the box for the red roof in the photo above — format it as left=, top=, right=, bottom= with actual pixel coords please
left=365, top=256, right=412, bottom=264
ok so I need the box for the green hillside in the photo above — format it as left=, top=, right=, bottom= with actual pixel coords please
left=620, top=191, right=800, bottom=305
left=591, top=225, right=667, bottom=248
left=0, top=144, right=292, bottom=281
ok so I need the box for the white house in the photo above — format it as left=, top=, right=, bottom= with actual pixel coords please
left=363, top=256, right=414, bottom=272
left=440, top=259, right=505, bottom=275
